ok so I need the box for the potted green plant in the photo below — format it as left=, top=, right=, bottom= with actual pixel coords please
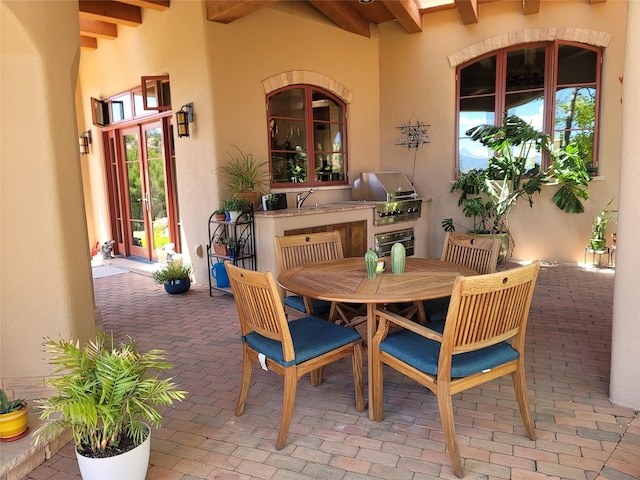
left=0, top=389, right=28, bottom=441
left=217, top=144, right=269, bottom=206
left=32, top=334, right=186, bottom=480
left=151, top=261, right=193, bottom=294
left=224, top=196, right=249, bottom=222
left=443, top=114, right=591, bottom=262
left=590, top=198, right=617, bottom=250
left=213, top=208, right=227, bottom=221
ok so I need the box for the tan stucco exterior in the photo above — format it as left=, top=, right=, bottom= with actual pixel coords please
left=1, top=0, right=638, bottom=409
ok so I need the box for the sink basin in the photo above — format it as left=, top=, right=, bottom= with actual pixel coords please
left=297, top=205, right=335, bottom=211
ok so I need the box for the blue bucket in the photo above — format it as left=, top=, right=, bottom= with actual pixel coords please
left=211, top=262, right=230, bottom=288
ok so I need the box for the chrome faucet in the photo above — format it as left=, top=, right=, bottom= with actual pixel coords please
left=296, top=189, right=314, bottom=208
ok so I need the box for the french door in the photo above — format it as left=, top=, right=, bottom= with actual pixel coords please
left=106, top=118, right=179, bottom=261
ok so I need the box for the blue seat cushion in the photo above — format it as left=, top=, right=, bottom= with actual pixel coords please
left=284, top=295, right=332, bottom=315
left=379, top=320, right=519, bottom=378
left=243, top=316, right=361, bottom=367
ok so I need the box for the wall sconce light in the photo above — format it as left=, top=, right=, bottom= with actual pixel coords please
left=175, top=103, right=194, bottom=138
left=79, top=130, right=92, bottom=155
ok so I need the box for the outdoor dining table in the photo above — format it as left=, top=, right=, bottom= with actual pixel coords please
left=277, top=256, right=477, bottom=419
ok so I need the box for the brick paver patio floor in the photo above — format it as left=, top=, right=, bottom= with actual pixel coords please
left=21, top=261, right=640, bottom=479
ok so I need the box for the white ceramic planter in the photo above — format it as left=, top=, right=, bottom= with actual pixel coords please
left=76, top=427, right=150, bottom=480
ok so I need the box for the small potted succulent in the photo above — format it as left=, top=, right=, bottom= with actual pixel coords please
left=0, top=388, right=28, bottom=441
left=152, top=261, right=193, bottom=294
left=213, top=208, right=227, bottom=221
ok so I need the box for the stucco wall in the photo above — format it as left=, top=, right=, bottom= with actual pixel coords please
left=378, top=0, right=626, bottom=263
left=77, top=1, right=381, bottom=286
left=1, top=0, right=95, bottom=384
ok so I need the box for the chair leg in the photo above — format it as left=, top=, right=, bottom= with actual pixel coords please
left=512, top=367, right=536, bottom=440
left=310, top=367, right=324, bottom=386
left=371, top=345, right=384, bottom=421
left=276, top=368, right=298, bottom=450
left=352, top=342, right=365, bottom=412
left=436, top=387, right=465, bottom=478
left=235, top=346, right=253, bottom=416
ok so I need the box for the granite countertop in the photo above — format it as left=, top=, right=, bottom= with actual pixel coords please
left=254, top=201, right=377, bottom=218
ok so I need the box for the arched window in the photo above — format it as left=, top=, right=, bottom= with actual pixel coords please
left=457, top=41, right=601, bottom=174
left=267, top=85, right=348, bottom=187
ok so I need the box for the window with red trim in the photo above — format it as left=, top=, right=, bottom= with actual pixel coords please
left=267, top=85, right=348, bottom=187
left=457, top=41, right=601, bottom=174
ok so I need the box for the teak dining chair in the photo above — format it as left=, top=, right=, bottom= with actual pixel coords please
left=371, top=261, right=540, bottom=478
left=421, top=232, right=502, bottom=322
left=224, top=261, right=365, bottom=450
left=274, top=232, right=366, bottom=328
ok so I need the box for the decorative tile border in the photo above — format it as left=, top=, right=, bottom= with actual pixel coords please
left=262, top=70, right=353, bottom=103
left=448, top=28, right=612, bottom=67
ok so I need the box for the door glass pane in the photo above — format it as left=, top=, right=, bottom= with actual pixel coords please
left=124, top=133, right=145, bottom=248
left=127, top=162, right=144, bottom=246
left=145, top=127, right=169, bottom=250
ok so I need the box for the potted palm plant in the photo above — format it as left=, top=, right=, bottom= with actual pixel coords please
left=0, top=389, right=28, bottom=441
left=152, top=261, right=193, bottom=294
left=32, top=334, right=186, bottom=480
left=217, top=144, right=269, bottom=207
left=443, top=114, right=592, bottom=262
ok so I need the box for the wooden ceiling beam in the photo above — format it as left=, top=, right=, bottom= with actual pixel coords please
left=453, top=0, right=479, bottom=24
left=590, top=0, right=607, bottom=3
left=523, top=0, right=540, bottom=15
left=80, top=36, right=98, bottom=50
left=79, top=18, right=118, bottom=39
left=382, top=0, right=422, bottom=34
left=117, top=0, right=170, bottom=11
left=205, top=1, right=278, bottom=24
left=308, top=0, right=371, bottom=37
left=79, top=1, right=142, bottom=27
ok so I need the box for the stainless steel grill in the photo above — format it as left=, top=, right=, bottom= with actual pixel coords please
left=352, top=172, right=422, bottom=225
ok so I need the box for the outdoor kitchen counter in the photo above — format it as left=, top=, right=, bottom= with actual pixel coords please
left=253, top=198, right=431, bottom=275
left=253, top=201, right=376, bottom=218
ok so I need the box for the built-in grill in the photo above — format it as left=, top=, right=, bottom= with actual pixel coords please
left=352, top=172, right=422, bottom=226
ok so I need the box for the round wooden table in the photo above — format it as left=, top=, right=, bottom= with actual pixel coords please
left=277, top=257, right=477, bottom=419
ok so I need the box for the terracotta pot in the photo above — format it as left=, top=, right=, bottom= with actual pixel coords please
left=213, top=244, right=228, bottom=256
left=0, top=402, right=28, bottom=442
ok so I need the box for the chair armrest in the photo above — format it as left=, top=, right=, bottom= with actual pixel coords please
left=375, top=307, right=444, bottom=343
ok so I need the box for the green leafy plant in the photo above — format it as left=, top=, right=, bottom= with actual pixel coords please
left=217, top=144, right=269, bottom=197
left=223, top=196, right=249, bottom=212
left=33, top=334, right=186, bottom=456
left=591, top=198, right=617, bottom=249
left=0, top=389, right=25, bottom=414
left=151, top=262, right=192, bottom=285
left=443, top=114, right=591, bottom=236
left=214, top=208, right=225, bottom=215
